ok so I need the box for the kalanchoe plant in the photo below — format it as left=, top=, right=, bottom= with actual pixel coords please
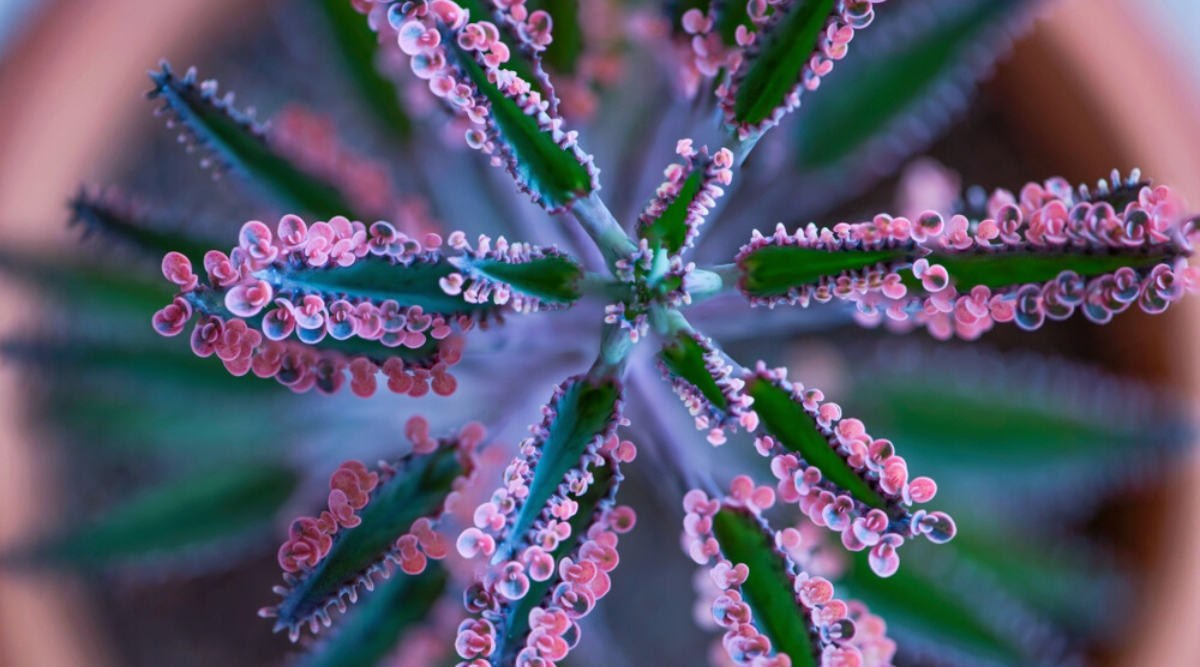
left=6, top=0, right=1200, bottom=666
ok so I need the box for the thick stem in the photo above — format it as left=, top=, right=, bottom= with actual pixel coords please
left=591, top=321, right=636, bottom=380
left=571, top=192, right=638, bottom=274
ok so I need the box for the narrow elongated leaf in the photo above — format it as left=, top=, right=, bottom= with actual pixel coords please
left=494, top=376, right=624, bottom=560
left=21, top=466, right=297, bottom=567
left=446, top=38, right=595, bottom=211
left=495, top=462, right=617, bottom=662
left=147, top=62, right=363, bottom=220
left=657, top=330, right=754, bottom=444
left=738, top=244, right=916, bottom=300
left=732, top=0, right=835, bottom=127
left=682, top=482, right=891, bottom=667
left=446, top=233, right=585, bottom=310
left=796, top=0, right=1026, bottom=169
left=267, top=432, right=477, bottom=640
left=741, top=362, right=955, bottom=577
left=838, top=549, right=1055, bottom=666
left=734, top=173, right=1200, bottom=340
left=71, top=189, right=217, bottom=267
left=636, top=145, right=735, bottom=256
left=0, top=253, right=173, bottom=318
left=298, top=566, right=446, bottom=667
left=315, top=0, right=412, bottom=140
left=712, top=508, right=819, bottom=667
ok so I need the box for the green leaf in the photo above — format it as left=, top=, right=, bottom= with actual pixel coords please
left=529, top=0, right=584, bottom=75
left=495, top=377, right=622, bottom=561
left=714, top=0, right=754, bottom=45
left=446, top=37, right=594, bottom=210
left=274, top=445, right=465, bottom=633
left=738, top=244, right=913, bottom=298
left=928, top=251, right=1171, bottom=292
left=730, top=0, right=836, bottom=128
left=315, top=0, right=412, bottom=141
left=0, top=253, right=174, bottom=318
left=838, top=549, right=1024, bottom=666
left=71, top=191, right=218, bottom=267
left=469, top=255, right=584, bottom=305
left=24, top=466, right=298, bottom=567
left=148, top=63, right=363, bottom=220
left=658, top=331, right=728, bottom=411
left=298, top=566, right=446, bottom=667
left=844, top=381, right=1143, bottom=462
left=745, top=376, right=885, bottom=509
left=711, top=508, right=819, bottom=667
left=639, top=169, right=702, bottom=255
left=266, top=258, right=480, bottom=315
left=796, top=0, right=1021, bottom=169
left=497, top=462, right=616, bottom=658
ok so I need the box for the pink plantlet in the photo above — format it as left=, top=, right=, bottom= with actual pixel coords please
left=441, top=232, right=581, bottom=313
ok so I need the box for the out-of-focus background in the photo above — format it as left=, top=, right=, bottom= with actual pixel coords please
left=3, top=1, right=1200, bottom=666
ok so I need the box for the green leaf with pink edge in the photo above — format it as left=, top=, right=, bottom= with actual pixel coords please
left=711, top=507, right=820, bottom=667
left=270, top=444, right=466, bottom=637
left=796, top=0, right=1024, bottom=169
left=640, top=169, right=703, bottom=256
left=298, top=566, right=447, bottom=667
left=658, top=331, right=729, bottom=412
left=730, top=0, right=836, bottom=128
left=494, top=377, right=623, bottom=561
left=467, top=254, right=585, bottom=305
left=495, top=462, right=617, bottom=662
left=445, top=37, right=594, bottom=211
left=13, top=466, right=298, bottom=568
left=745, top=376, right=885, bottom=509
left=738, top=244, right=914, bottom=298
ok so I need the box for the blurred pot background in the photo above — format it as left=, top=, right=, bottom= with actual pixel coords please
left=3, top=0, right=1200, bottom=666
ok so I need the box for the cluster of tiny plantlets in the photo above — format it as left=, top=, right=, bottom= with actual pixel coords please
left=6, top=1, right=1199, bottom=666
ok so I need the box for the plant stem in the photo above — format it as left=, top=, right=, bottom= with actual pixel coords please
left=571, top=192, right=638, bottom=274
left=684, top=263, right=740, bottom=305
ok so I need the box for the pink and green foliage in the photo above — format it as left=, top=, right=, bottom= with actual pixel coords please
left=6, top=0, right=1200, bottom=666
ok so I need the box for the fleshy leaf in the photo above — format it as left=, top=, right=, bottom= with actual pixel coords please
left=719, top=0, right=875, bottom=140
left=656, top=330, right=754, bottom=444
left=384, top=4, right=597, bottom=212
left=837, top=548, right=1059, bottom=666
left=17, top=466, right=297, bottom=568
left=682, top=481, right=895, bottom=667
left=150, top=216, right=491, bottom=397
left=264, top=423, right=481, bottom=641
left=742, top=362, right=954, bottom=576
left=733, top=172, right=1200, bottom=341
left=297, top=566, right=446, bottom=667
left=453, top=440, right=635, bottom=667
left=636, top=142, right=735, bottom=255
left=489, top=375, right=625, bottom=562
left=70, top=188, right=217, bottom=267
left=445, top=29, right=595, bottom=211
left=147, top=62, right=362, bottom=220
left=444, top=231, right=584, bottom=311
left=795, top=0, right=1028, bottom=170
left=316, top=0, right=412, bottom=140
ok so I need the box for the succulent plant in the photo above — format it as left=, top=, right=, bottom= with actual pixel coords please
left=6, top=1, right=1198, bottom=666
